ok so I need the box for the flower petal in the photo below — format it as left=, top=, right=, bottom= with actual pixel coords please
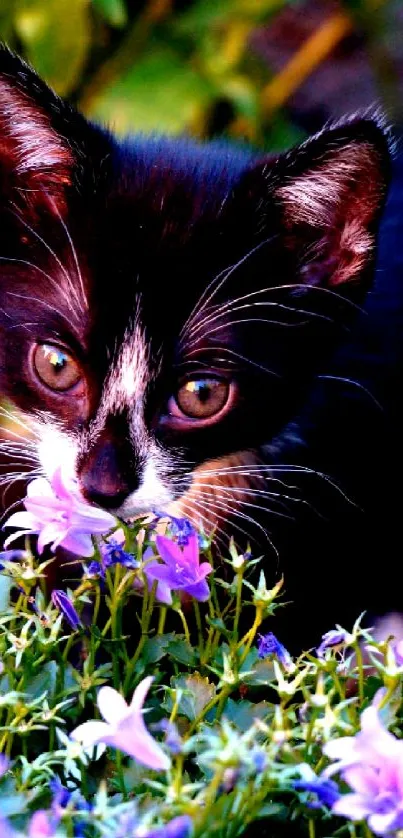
left=97, top=686, right=128, bottom=725
left=182, top=532, right=199, bottom=567
left=3, top=510, right=38, bottom=530
left=60, top=530, right=95, bottom=557
left=70, top=720, right=111, bottom=748
left=155, top=535, right=183, bottom=569
left=184, top=578, right=211, bottom=601
left=332, top=792, right=372, bottom=821
left=368, top=810, right=402, bottom=836
left=129, top=676, right=154, bottom=715
left=26, top=477, right=54, bottom=498
left=114, top=713, right=171, bottom=770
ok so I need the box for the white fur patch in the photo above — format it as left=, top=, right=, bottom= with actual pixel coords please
left=34, top=419, right=78, bottom=482
left=118, top=448, right=174, bottom=518
left=102, top=322, right=149, bottom=415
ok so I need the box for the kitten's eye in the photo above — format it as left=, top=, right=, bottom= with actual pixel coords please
left=175, top=377, right=230, bottom=419
left=33, top=344, right=81, bottom=391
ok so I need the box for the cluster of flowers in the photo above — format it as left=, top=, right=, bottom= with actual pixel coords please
left=0, top=467, right=403, bottom=836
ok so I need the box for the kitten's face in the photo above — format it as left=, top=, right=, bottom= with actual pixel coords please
left=0, top=50, right=391, bottom=548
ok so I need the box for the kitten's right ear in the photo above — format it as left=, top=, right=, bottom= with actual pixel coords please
left=240, top=113, right=393, bottom=296
left=0, top=46, right=108, bottom=215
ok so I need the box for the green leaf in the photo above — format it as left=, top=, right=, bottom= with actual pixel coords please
left=14, top=0, right=91, bottom=95
left=171, top=673, right=216, bottom=721
left=89, top=47, right=213, bottom=135
left=92, top=0, right=127, bottom=27
left=166, top=637, right=198, bottom=666
left=141, top=633, right=176, bottom=665
left=224, top=697, right=272, bottom=731
left=25, top=660, right=58, bottom=701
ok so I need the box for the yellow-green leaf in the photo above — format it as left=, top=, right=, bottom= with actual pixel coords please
left=14, top=0, right=91, bottom=95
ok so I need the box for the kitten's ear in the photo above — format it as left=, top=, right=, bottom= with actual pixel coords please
left=0, top=46, right=105, bottom=215
left=246, top=115, right=392, bottom=290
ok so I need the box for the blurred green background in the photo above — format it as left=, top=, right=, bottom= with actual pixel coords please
left=0, top=0, right=402, bottom=153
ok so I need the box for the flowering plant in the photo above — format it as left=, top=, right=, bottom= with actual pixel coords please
left=0, top=468, right=402, bottom=837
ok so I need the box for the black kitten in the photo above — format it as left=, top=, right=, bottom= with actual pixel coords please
left=0, top=47, right=395, bottom=649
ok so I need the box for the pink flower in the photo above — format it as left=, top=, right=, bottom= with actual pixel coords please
left=70, top=677, right=170, bottom=771
left=28, top=811, right=55, bottom=837
left=323, top=705, right=403, bottom=834
left=144, top=533, right=212, bottom=604
left=3, top=468, right=115, bottom=557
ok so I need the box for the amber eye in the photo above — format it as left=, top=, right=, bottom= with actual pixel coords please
left=175, top=378, right=230, bottom=419
left=33, top=344, right=81, bottom=391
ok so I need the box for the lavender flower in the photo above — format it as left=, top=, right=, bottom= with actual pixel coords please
left=3, top=467, right=116, bottom=557
left=323, top=704, right=403, bottom=834
left=51, top=590, right=81, bottom=631
left=71, top=677, right=170, bottom=770
left=257, top=632, right=294, bottom=672
left=144, top=815, right=193, bottom=837
left=316, top=627, right=353, bottom=658
left=144, top=533, right=212, bottom=604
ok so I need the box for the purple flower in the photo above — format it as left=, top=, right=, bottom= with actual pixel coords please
left=145, top=815, right=193, bottom=838
left=144, top=534, right=212, bottom=604
left=294, top=777, right=340, bottom=809
left=3, top=468, right=116, bottom=557
left=157, top=719, right=182, bottom=754
left=257, top=632, right=294, bottom=671
left=392, top=639, right=403, bottom=667
left=169, top=517, right=195, bottom=547
left=316, top=628, right=352, bottom=658
left=28, top=811, right=55, bottom=838
left=323, top=704, right=403, bottom=834
left=51, top=590, right=81, bottom=631
left=100, top=530, right=138, bottom=570
left=71, top=677, right=170, bottom=771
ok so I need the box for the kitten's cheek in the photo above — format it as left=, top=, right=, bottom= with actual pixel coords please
left=163, top=386, right=238, bottom=431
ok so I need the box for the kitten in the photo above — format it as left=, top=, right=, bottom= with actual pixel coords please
left=0, top=47, right=396, bottom=649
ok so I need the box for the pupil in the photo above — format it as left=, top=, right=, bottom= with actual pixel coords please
left=189, top=380, right=213, bottom=403
left=43, top=346, right=67, bottom=374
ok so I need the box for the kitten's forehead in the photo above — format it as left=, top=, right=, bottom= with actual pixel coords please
left=102, top=319, right=150, bottom=414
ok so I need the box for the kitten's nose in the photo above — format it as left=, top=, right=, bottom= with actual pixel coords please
left=79, top=438, right=138, bottom=511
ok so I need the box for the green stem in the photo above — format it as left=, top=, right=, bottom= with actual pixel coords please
left=193, top=601, right=204, bottom=659
left=232, top=567, right=245, bottom=645
left=308, top=819, right=316, bottom=838
left=353, top=641, right=365, bottom=705
left=177, top=609, right=190, bottom=644
left=157, top=607, right=167, bottom=635
left=238, top=605, right=263, bottom=666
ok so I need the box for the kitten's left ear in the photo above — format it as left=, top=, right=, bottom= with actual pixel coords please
left=245, top=114, right=392, bottom=290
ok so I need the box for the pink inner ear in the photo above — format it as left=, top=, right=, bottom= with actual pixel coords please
left=0, top=79, right=73, bottom=208
left=276, top=142, right=385, bottom=286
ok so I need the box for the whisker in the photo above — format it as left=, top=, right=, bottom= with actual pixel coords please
left=6, top=290, right=71, bottom=322
left=317, top=374, right=383, bottom=411
left=180, top=238, right=275, bottom=341
left=183, top=297, right=336, bottom=346
left=51, top=203, right=88, bottom=310
left=184, top=346, right=280, bottom=377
